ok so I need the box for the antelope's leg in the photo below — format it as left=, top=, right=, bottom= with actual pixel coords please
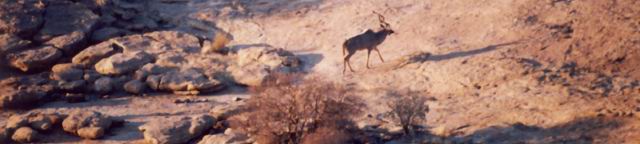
left=374, top=47, right=385, bottom=62
left=367, top=49, right=372, bottom=69
left=343, top=59, right=347, bottom=73
left=347, top=61, right=355, bottom=72
left=344, top=53, right=356, bottom=72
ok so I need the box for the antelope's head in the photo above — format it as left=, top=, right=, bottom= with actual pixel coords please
left=373, top=11, right=395, bottom=35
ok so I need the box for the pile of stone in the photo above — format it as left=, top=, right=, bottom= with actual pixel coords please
left=0, top=0, right=302, bottom=110
left=0, top=75, right=56, bottom=109
left=0, top=111, right=117, bottom=143
left=2, top=112, right=65, bottom=143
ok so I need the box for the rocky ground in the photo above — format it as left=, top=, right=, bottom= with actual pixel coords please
left=1, top=0, right=640, bottom=143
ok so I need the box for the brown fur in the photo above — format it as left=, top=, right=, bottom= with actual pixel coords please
left=342, top=11, right=395, bottom=73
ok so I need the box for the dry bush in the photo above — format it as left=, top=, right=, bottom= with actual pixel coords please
left=202, top=31, right=232, bottom=54
left=387, top=91, right=430, bottom=136
left=232, top=73, right=363, bottom=144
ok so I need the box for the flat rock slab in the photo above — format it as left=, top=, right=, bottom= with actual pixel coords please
left=95, top=51, right=154, bottom=75
left=7, top=46, right=62, bottom=72
left=139, top=115, right=215, bottom=144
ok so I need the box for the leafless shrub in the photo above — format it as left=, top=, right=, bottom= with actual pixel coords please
left=231, top=73, right=363, bottom=144
left=387, top=91, right=430, bottom=136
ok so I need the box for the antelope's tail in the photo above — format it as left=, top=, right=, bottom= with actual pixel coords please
left=342, top=41, right=347, bottom=57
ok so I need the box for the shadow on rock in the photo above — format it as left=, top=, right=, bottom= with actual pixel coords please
left=296, top=53, right=324, bottom=71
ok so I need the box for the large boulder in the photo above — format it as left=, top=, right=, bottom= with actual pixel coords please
left=72, top=41, right=120, bottom=67
left=146, top=69, right=225, bottom=95
left=51, top=63, right=84, bottom=81
left=0, top=75, right=55, bottom=109
left=11, top=127, right=39, bottom=143
left=7, top=46, right=63, bottom=72
left=0, top=0, right=45, bottom=37
left=35, top=1, right=98, bottom=41
left=95, top=51, right=153, bottom=75
left=139, top=115, right=215, bottom=144
left=44, top=31, right=87, bottom=55
left=62, top=111, right=113, bottom=139
left=228, top=47, right=300, bottom=86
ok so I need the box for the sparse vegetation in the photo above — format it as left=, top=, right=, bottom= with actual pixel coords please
left=231, top=73, right=364, bottom=144
left=202, top=31, right=232, bottom=54
left=386, top=91, right=429, bottom=136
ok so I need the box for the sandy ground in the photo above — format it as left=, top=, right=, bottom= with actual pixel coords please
left=3, top=0, right=640, bottom=143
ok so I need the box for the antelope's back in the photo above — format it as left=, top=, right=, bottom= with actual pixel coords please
left=345, top=30, right=377, bottom=49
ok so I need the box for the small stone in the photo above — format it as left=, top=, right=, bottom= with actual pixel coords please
left=0, top=128, right=9, bottom=143
left=12, top=127, right=38, bottom=143
left=124, top=80, right=146, bottom=94
left=29, top=117, right=52, bottom=131
left=84, top=69, right=101, bottom=82
left=65, top=93, right=86, bottom=103
left=431, top=126, right=449, bottom=136
left=77, top=127, right=105, bottom=139
left=57, top=80, right=87, bottom=92
left=94, top=77, right=114, bottom=94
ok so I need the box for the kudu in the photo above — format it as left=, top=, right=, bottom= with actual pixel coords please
left=342, top=11, right=395, bottom=73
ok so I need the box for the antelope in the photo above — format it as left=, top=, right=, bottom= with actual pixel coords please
left=343, top=11, right=395, bottom=73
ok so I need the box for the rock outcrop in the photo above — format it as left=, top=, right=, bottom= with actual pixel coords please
left=0, top=0, right=45, bottom=37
